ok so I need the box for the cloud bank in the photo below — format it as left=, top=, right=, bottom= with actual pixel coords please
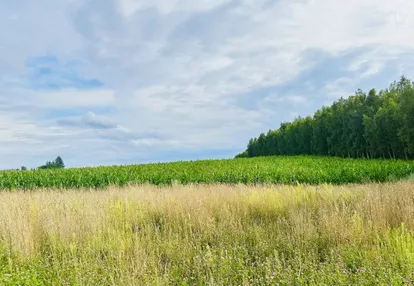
left=1, top=0, right=414, bottom=169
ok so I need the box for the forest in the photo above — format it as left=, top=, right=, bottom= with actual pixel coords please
left=237, top=77, right=414, bottom=159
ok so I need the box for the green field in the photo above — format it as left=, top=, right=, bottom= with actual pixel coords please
left=2, top=156, right=414, bottom=285
left=1, top=182, right=414, bottom=285
left=1, top=156, right=414, bottom=190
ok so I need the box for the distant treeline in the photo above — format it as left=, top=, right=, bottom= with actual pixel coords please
left=237, top=77, right=414, bottom=159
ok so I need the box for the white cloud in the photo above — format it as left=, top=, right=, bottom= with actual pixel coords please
left=118, top=0, right=232, bottom=16
left=35, top=90, right=116, bottom=108
left=263, top=95, right=308, bottom=105
left=1, top=0, right=414, bottom=168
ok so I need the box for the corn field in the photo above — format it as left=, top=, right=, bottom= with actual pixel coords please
left=1, top=156, right=413, bottom=190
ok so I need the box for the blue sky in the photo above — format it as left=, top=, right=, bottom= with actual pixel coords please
left=1, top=0, right=414, bottom=169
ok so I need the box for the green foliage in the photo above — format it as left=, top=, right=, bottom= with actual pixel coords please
left=38, top=156, right=65, bottom=170
left=0, top=156, right=413, bottom=190
left=241, top=77, right=414, bottom=159
left=235, top=150, right=248, bottom=158
left=55, top=156, right=65, bottom=168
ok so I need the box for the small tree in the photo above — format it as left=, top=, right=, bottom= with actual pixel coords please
left=21, top=166, right=27, bottom=171
left=38, top=156, right=65, bottom=170
left=55, top=156, right=65, bottom=169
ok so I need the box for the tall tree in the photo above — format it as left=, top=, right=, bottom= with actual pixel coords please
left=55, top=156, right=65, bottom=169
left=236, top=77, right=414, bottom=160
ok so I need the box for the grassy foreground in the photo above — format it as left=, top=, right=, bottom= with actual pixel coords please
left=1, top=156, right=414, bottom=190
left=1, top=183, right=414, bottom=285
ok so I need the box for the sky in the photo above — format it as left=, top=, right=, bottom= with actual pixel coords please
left=1, top=0, right=414, bottom=169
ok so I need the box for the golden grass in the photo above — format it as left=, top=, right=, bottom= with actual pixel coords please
left=1, top=182, right=414, bottom=285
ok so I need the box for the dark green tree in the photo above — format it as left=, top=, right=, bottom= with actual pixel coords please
left=38, top=156, right=65, bottom=170
left=55, top=156, right=65, bottom=169
left=237, top=77, right=414, bottom=160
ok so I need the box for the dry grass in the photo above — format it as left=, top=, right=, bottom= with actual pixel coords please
left=1, top=182, right=414, bottom=285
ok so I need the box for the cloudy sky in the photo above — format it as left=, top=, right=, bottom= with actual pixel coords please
left=1, top=0, right=414, bottom=169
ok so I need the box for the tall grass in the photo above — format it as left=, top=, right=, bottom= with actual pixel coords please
left=1, top=182, right=414, bottom=285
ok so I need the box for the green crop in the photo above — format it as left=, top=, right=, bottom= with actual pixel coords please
left=0, top=156, right=414, bottom=190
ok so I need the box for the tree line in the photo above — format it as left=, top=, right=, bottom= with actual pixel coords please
left=236, top=77, right=414, bottom=159
left=19, top=156, right=65, bottom=171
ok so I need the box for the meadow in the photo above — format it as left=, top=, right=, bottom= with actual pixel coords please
left=2, top=156, right=414, bottom=285
left=1, top=182, right=414, bottom=285
left=1, top=156, right=414, bottom=190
